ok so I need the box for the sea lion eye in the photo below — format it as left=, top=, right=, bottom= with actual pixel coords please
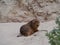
left=37, top=25, right=39, bottom=26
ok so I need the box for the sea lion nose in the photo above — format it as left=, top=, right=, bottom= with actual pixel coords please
left=37, top=25, right=39, bottom=26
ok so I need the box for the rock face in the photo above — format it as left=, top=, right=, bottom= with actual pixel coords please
left=0, top=0, right=60, bottom=22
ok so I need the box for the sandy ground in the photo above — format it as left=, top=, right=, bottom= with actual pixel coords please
left=0, top=20, right=56, bottom=45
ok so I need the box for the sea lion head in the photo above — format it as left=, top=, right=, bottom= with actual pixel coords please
left=29, top=19, right=40, bottom=30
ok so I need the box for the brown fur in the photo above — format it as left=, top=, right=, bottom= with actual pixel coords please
left=17, top=19, right=39, bottom=37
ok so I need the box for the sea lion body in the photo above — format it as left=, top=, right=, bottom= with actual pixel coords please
left=17, top=19, right=39, bottom=37
left=20, top=24, right=34, bottom=36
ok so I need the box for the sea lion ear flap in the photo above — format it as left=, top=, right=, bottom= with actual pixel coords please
left=32, top=20, right=35, bottom=24
left=32, top=19, right=39, bottom=23
left=29, top=19, right=34, bottom=23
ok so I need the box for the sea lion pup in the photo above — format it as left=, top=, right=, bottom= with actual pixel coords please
left=17, top=19, right=39, bottom=37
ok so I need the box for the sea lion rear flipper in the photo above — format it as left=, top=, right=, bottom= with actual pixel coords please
left=17, top=34, right=22, bottom=37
